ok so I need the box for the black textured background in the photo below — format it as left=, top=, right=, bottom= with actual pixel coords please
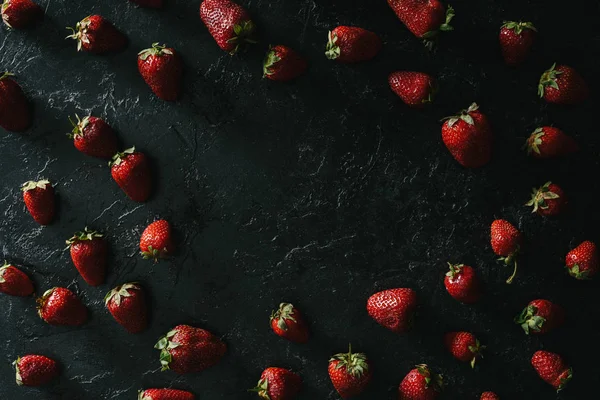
left=1, top=0, right=599, bottom=399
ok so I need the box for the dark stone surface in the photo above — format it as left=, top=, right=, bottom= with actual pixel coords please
left=1, top=0, right=599, bottom=398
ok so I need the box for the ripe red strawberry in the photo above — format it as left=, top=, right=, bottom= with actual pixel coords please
left=110, top=147, right=153, bottom=202
left=525, top=181, right=566, bottom=216
left=138, top=389, right=195, bottom=400
left=66, top=228, right=107, bottom=286
left=251, top=367, right=301, bottom=400
left=68, top=115, right=119, bottom=159
left=22, top=179, right=55, bottom=225
left=140, top=219, right=175, bottom=261
left=263, top=45, right=307, bottom=82
left=155, top=324, right=227, bottom=374
left=444, top=263, right=481, bottom=304
left=129, top=0, right=163, bottom=8
left=387, top=0, right=454, bottom=45
left=490, top=219, right=522, bottom=284
left=325, top=26, right=382, bottom=63
left=444, top=331, right=484, bottom=368
left=0, top=72, right=32, bottom=132
left=480, top=392, right=499, bottom=400
left=270, top=302, right=309, bottom=343
left=565, top=240, right=599, bottom=280
left=531, top=350, right=572, bottom=391
left=13, top=355, right=58, bottom=386
left=66, top=15, right=126, bottom=53
left=367, top=288, right=417, bottom=333
left=138, top=43, right=183, bottom=101
left=0, top=261, right=34, bottom=296
left=524, top=126, right=578, bottom=159
left=499, top=21, right=536, bottom=66
left=199, top=0, right=255, bottom=54
left=514, top=299, right=564, bottom=335
left=441, top=102, right=493, bottom=168
left=328, top=345, right=371, bottom=398
left=37, top=287, right=87, bottom=326
left=398, top=364, right=443, bottom=400
left=105, top=283, right=148, bottom=333
left=1, top=0, right=43, bottom=29
left=389, top=71, right=436, bottom=107
left=538, top=63, right=589, bottom=105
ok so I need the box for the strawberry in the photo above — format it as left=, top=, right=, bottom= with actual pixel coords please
left=0, top=72, right=32, bottom=132
left=531, top=350, right=572, bottom=391
left=480, top=392, right=499, bottom=400
left=444, top=263, right=481, bottom=304
left=538, top=63, right=589, bottom=105
left=565, top=240, right=599, bottom=280
left=140, top=219, right=175, bottom=261
left=490, top=219, right=522, bottom=284
left=499, top=21, right=536, bottom=66
left=129, top=0, right=163, bottom=8
left=441, top=103, right=492, bottom=168
left=524, top=126, right=578, bottom=159
left=110, top=147, right=153, bottom=202
left=367, top=288, right=417, bottom=333
left=139, top=389, right=195, bottom=400
left=66, top=15, right=126, bottom=54
left=444, top=331, right=484, bottom=368
left=263, top=45, right=307, bottom=82
left=66, top=228, right=108, bottom=286
left=68, top=115, right=119, bottom=159
left=199, top=0, right=255, bottom=54
left=37, top=287, right=87, bottom=326
left=514, top=299, right=564, bottom=335
left=387, top=0, right=454, bottom=46
left=525, top=181, right=566, bottom=216
left=22, top=179, right=55, bottom=225
left=13, top=355, right=58, bottom=386
left=398, top=364, right=443, bottom=400
left=138, top=43, right=183, bottom=101
left=251, top=367, right=302, bottom=400
left=389, top=71, right=436, bottom=107
left=328, top=345, right=371, bottom=398
left=0, top=261, right=34, bottom=296
left=270, top=302, right=309, bottom=343
left=105, top=283, right=148, bottom=333
left=325, top=26, right=382, bottom=63
left=155, top=324, right=227, bottom=374
left=1, top=0, right=43, bottom=29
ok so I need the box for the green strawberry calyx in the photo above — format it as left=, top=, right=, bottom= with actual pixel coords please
left=66, top=227, right=103, bottom=246
left=498, top=245, right=519, bottom=285
left=524, top=127, right=545, bottom=155
left=422, top=6, right=455, bottom=49
left=514, top=304, right=544, bottom=334
left=467, top=339, right=485, bottom=369
left=138, top=43, right=173, bottom=61
left=141, top=245, right=168, bottom=262
left=137, top=390, right=153, bottom=400
left=0, top=71, right=15, bottom=81
left=0, top=261, right=13, bottom=283
left=566, top=263, right=590, bottom=280
left=441, top=103, right=479, bottom=128
left=416, top=364, right=443, bottom=391
left=2, top=2, right=13, bottom=29
left=325, top=31, right=341, bottom=60
left=270, top=302, right=296, bottom=331
left=248, top=377, right=271, bottom=399
left=329, top=344, right=369, bottom=378
left=66, top=16, right=92, bottom=52
left=557, top=368, right=573, bottom=392
left=13, top=357, right=23, bottom=385
left=104, top=282, right=139, bottom=306
left=21, top=179, right=51, bottom=192
left=445, top=263, right=464, bottom=281
left=263, top=46, right=281, bottom=78
left=226, top=20, right=257, bottom=55
left=501, top=21, right=537, bottom=35
left=67, top=114, right=92, bottom=139
left=109, top=146, right=135, bottom=167
left=538, top=63, right=562, bottom=98
left=36, top=287, right=58, bottom=320
left=525, top=181, right=559, bottom=213
left=154, top=328, right=181, bottom=371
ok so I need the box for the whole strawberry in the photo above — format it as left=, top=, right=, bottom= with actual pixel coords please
left=389, top=71, right=436, bottom=107
left=398, top=364, right=442, bottom=400
left=514, top=299, right=564, bottom=335
left=110, top=147, right=153, bottom=202
left=444, top=263, right=481, bottom=304
left=0, top=261, right=34, bottom=296
left=251, top=367, right=301, bottom=400
left=538, top=63, right=588, bottom=105
left=200, top=0, right=255, bottom=54
left=66, top=15, right=127, bottom=53
left=525, top=181, right=566, bottom=216
left=138, top=389, right=195, bottom=400
left=140, top=219, right=175, bottom=261
left=37, top=287, right=87, bottom=326
left=444, top=331, right=484, bottom=368
left=105, top=283, right=148, bottom=333
left=22, top=179, right=55, bottom=225
left=367, top=288, right=417, bottom=333
left=155, top=324, right=227, bottom=374
left=325, top=26, right=382, bottom=63
left=480, top=392, right=499, bottom=400
left=499, top=21, right=536, bottom=66
left=1, top=0, right=43, bottom=29
left=387, top=0, right=454, bottom=45
left=328, top=345, right=371, bottom=398
left=263, top=45, right=307, bottom=82
left=68, top=115, right=119, bottom=159
left=531, top=350, right=572, bottom=391
left=138, top=43, right=183, bottom=101
left=490, top=219, right=522, bottom=284
left=13, top=355, right=58, bottom=386
left=130, top=0, right=163, bottom=8
left=441, top=103, right=492, bottom=168
left=270, top=302, right=309, bottom=343
left=0, top=72, right=32, bottom=132
left=565, top=240, right=599, bottom=280
left=524, top=126, right=578, bottom=159
left=66, top=228, right=107, bottom=286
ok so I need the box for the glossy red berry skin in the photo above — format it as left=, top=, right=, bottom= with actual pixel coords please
left=367, top=288, right=417, bottom=333
left=566, top=240, right=599, bottom=280
left=538, top=64, right=589, bottom=105
left=325, top=26, right=382, bottom=63
left=499, top=22, right=536, bottom=66
left=531, top=350, right=572, bottom=391
left=444, top=264, right=481, bottom=304
left=13, top=355, right=58, bottom=386
left=388, top=71, right=436, bottom=107
left=0, top=263, right=34, bottom=296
